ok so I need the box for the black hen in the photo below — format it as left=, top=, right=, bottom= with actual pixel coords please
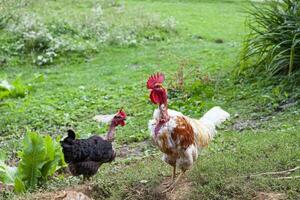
left=61, top=130, right=116, bottom=179
left=61, top=109, right=126, bottom=180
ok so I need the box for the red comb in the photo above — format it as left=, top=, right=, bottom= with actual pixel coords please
left=117, top=108, right=127, bottom=118
left=147, top=73, right=165, bottom=89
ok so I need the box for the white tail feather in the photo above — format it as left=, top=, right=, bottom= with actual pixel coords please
left=200, top=106, right=230, bottom=127
left=195, top=106, right=230, bottom=140
left=93, top=114, right=115, bottom=123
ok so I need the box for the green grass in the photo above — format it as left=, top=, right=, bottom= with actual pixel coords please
left=0, top=0, right=248, bottom=144
left=0, top=0, right=299, bottom=199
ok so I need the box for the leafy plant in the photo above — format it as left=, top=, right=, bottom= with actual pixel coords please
left=0, top=151, right=17, bottom=186
left=0, top=132, right=65, bottom=193
left=8, top=13, right=65, bottom=66
left=41, top=135, right=65, bottom=180
left=0, top=74, right=38, bottom=100
left=17, top=132, right=47, bottom=190
left=0, top=78, right=29, bottom=100
left=0, top=74, right=45, bottom=101
left=16, top=131, right=65, bottom=192
left=240, top=0, right=300, bottom=76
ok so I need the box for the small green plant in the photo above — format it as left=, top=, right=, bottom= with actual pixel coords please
left=240, top=0, right=300, bottom=76
left=0, top=73, right=45, bottom=101
left=0, top=151, right=17, bottom=186
left=15, top=131, right=65, bottom=192
left=0, top=132, right=65, bottom=193
left=0, top=77, right=31, bottom=100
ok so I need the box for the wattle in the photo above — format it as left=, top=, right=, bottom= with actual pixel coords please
left=150, top=90, right=160, bottom=104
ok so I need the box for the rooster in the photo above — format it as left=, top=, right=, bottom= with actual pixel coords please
left=147, top=73, right=230, bottom=192
left=61, top=109, right=126, bottom=181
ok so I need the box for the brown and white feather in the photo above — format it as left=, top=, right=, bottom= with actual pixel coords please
left=149, top=107, right=230, bottom=171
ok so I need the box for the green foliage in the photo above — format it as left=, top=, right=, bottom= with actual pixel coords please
left=0, top=151, right=17, bottom=186
left=16, top=131, right=65, bottom=192
left=17, top=132, right=47, bottom=190
left=241, top=0, right=300, bottom=76
left=0, top=73, right=44, bottom=102
left=14, top=177, right=26, bottom=194
left=0, top=0, right=22, bottom=29
left=0, top=0, right=299, bottom=198
left=0, top=77, right=31, bottom=100
left=41, top=135, right=65, bottom=180
left=0, top=0, right=177, bottom=66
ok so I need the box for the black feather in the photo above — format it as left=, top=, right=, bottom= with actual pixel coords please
left=61, top=131, right=115, bottom=178
left=67, top=129, right=76, bottom=139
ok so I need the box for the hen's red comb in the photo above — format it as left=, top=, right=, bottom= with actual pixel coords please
left=147, top=73, right=165, bottom=89
left=117, top=108, right=127, bottom=118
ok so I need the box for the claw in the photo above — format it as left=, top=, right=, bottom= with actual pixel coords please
left=162, top=166, right=176, bottom=188
left=162, top=180, right=174, bottom=188
left=162, top=183, right=176, bottom=193
left=162, top=181, right=171, bottom=186
left=161, top=170, right=185, bottom=194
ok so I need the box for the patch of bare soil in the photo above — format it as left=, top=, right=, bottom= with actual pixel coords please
left=117, top=141, right=152, bottom=158
left=0, top=183, right=14, bottom=193
left=232, top=119, right=261, bottom=132
left=232, top=99, right=298, bottom=132
left=122, top=183, right=166, bottom=200
left=55, top=191, right=90, bottom=200
left=25, top=184, right=94, bottom=200
left=122, top=175, right=193, bottom=200
left=157, top=176, right=192, bottom=200
left=20, top=181, right=113, bottom=200
left=275, top=99, right=298, bottom=112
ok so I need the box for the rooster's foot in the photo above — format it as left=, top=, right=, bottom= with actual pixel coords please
left=162, top=183, right=176, bottom=193
left=162, top=180, right=174, bottom=187
left=162, top=170, right=185, bottom=193
left=162, top=166, right=176, bottom=188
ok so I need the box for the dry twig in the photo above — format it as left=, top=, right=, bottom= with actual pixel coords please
left=248, top=166, right=300, bottom=177
left=239, top=166, right=300, bottom=179
left=275, top=176, right=300, bottom=180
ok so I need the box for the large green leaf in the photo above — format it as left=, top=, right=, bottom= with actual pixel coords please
left=41, top=158, right=59, bottom=180
left=17, top=131, right=46, bottom=189
left=8, top=132, right=66, bottom=192
left=41, top=135, right=62, bottom=179
left=55, top=136, right=67, bottom=168
left=44, top=135, right=55, bottom=161
left=14, top=177, right=26, bottom=194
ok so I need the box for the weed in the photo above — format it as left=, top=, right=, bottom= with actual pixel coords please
left=0, top=0, right=177, bottom=66
left=240, top=0, right=300, bottom=76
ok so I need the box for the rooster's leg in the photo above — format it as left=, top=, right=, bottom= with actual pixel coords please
left=172, top=165, right=176, bottom=181
left=162, top=170, right=185, bottom=193
left=163, top=165, right=176, bottom=186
